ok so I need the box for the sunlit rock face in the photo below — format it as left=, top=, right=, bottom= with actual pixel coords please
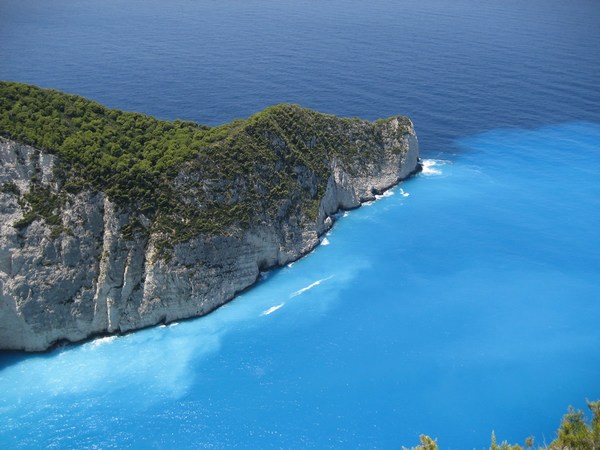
left=0, top=111, right=419, bottom=351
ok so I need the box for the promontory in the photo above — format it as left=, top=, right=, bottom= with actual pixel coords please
left=0, top=81, right=420, bottom=351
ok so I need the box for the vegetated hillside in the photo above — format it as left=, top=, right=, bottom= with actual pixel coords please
left=0, top=81, right=413, bottom=251
left=0, top=81, right=419, bottom=351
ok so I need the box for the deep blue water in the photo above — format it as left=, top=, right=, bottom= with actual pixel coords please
left=1, top=0, right=600, bottom=448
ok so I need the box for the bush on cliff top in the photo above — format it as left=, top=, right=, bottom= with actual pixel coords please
left=0, top=81, right=411, bottom=246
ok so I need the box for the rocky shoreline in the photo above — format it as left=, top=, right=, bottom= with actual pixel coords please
left=0, top=105, right=419, bottom=352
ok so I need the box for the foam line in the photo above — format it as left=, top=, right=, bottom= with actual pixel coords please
left=290, top=275, right=334, bottom=298
left=89, top=336, right=117, bottom=348
left=261, top=303, right=285, bottom=316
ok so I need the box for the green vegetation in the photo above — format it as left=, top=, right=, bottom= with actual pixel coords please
left=0, top=81, right=207, bottom=207
left=14, top=184, right=62, bottom=230
left=551, top=400, right=600, bottom=449
left=403, top=434, right=438, bottom=450
left=407, top=400, right=600, bottom=450
left=0, top=81, right=411, bottom=253
left=1, top=181, right=20, bottom=195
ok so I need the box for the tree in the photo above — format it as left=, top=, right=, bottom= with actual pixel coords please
left=525, top=436, right=534, bottom=449
left=550, top=400, right=600, bottom=450
left=402, top=434, right=438, bottom=450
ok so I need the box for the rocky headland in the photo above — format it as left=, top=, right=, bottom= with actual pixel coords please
left=0, top=81, right=420, bottom=351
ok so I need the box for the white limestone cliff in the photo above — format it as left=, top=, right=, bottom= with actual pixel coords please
left=0, top=118, right=419, bottom=351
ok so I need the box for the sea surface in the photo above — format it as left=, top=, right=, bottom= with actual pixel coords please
left=1, top=0, right=600, bottom=448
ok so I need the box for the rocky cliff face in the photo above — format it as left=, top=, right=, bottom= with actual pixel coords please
left=0, top=117, right=419, bottom=351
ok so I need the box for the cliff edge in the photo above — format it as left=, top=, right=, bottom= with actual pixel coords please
left=0, top=82, right=419, bottom=351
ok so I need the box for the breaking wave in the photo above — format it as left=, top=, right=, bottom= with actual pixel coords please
left=261, top=303, right=285, bottom=316
left=421, top=159, right=447, bottom=176
left=290, top=276, right=334, bottom=298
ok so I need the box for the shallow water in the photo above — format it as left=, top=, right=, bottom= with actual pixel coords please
left=1, top=0, right=600, bottom=448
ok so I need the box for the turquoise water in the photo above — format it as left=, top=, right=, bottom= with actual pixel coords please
left=1, top=0, right=600, bottom=448
left=2, top=123, right=599, bottom=448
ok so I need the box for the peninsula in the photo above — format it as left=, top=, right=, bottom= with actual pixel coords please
left=0, top=81, right=420, bottom=351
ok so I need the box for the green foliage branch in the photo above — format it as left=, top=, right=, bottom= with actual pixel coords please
left=409, top=399, right=600, bottom=450
left=0, top=81, right=412, bottom=254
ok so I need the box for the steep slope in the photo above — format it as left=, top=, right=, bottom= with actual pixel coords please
left=0, top=82, right=419, bottom=351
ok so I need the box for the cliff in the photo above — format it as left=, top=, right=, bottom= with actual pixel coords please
left=0, top=82, right=420, bottom=351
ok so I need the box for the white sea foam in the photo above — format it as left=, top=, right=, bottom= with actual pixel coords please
left=321, top=237, right=330, bottom=246
left=399, top=188, right=410, bottom=197
left=343, top=211, right=350, bottom=217
left=168, top=322, right=179, bottom=328
left=421, top=159, right=450, bottom=176
left=374, top=189, right=395, bottom=200
left=287, top=262, right=295, bottom=268
left=261, top=303, right=285, bottom=316
left=89, top=336, right=117, bottom=347
left=290, top=275, right=334, bottom=298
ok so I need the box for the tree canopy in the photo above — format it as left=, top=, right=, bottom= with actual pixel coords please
left=0, top=81, right=411, bottom=253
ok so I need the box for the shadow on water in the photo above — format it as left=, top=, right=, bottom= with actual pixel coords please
left=1, top=119, right=599, bottom=373
left=0, top=350, right=42, bottom=371
left=0, top=121, right=598, bottom=449
left=0, top=262, right=292, bottom=372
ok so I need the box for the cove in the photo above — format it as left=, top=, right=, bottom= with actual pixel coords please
left=1, top=122, right=599, bottom=449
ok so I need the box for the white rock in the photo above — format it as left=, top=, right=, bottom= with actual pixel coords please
left=0, top=119, right=419, bottom=351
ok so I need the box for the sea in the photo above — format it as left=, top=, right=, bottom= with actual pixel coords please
left=1, top=0, right=599, bottom=448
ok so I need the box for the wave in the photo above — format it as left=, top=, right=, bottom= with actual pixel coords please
left=321, top=237, right=330, bottom=246
left=375, top=190, right=395, bottom=200
left=261, top=303, right=285, bottom=316
left=420, top=159, right=447, bottom=176
left=89, top=336, right=117, bottom=348
left=290, top=275, right=334, bottom=298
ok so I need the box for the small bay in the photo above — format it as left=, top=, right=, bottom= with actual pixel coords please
left=1, top=0, right=600, bottom=448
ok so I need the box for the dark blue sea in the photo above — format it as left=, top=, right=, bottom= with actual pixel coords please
left=1, top=0, right=600, bottom=448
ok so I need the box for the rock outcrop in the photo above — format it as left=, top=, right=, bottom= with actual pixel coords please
left=0, top=106, right=419, bottom=351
